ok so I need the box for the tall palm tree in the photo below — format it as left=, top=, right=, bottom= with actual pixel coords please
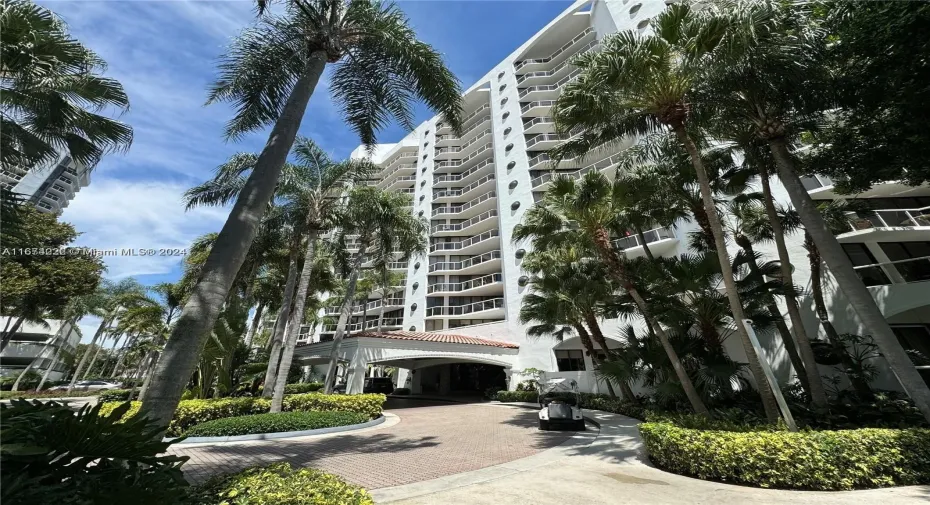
left=34, top=296, right=92, bottom=391
left=143, top=0, right=464, bottom=429
left=707, top=0, right=930, bottom=420
left=372, top=268, right=405, bottom=334
left=321, top=186, right=428, bottom=395
left=550, top=4, right=780, bottom=421
left=0, top=0, right=132, bottom=172
left=514, top=172, right=709, bottom=416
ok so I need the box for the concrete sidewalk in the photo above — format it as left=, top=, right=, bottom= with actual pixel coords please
left=371, top=405, right=930, bottom=505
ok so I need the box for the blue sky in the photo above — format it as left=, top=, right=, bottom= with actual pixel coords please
left=43, top=0, right=575, bottom=338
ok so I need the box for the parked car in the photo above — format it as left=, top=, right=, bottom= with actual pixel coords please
left=50, top=380, right=121, bottom=392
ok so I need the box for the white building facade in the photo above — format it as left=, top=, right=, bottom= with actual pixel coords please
left=0, top=317, right=81, bottom=382
left=3, top=154, right=91, bottom=214
left=295, top=0, right=930, bottom=395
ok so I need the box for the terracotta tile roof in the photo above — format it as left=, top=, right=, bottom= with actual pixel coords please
left=352, top=330, right=519, bottom=349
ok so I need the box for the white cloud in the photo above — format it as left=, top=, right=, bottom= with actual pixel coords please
left=61, top=178, right=230, bottom=279
left=76, top=315, right=103, bottom=345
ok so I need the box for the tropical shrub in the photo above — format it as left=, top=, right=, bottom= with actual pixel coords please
left=0, top=389, right=108, bottom=400
left=0, top=399, right=188, bottom=504
left=490, top=390, right=648, bottom=420
left=191, top=462, right=372, bottom=505
left=283, top=382, right=324, bottom=394
left=98, top=389, right=132, bottom=402
left=491, top=390, right=537, bottom=403
left=185, top=411, right=368, bottom=437
left=639, top=421, right=930, bottom=490
left=101, top=393, right=385, bottom=437
left=0, top=371, right=40, bottom=391
left=392, top=388, right=410, bottom=395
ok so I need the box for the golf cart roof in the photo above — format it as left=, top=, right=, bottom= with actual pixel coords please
left=539, top=378, right=578, bottom=394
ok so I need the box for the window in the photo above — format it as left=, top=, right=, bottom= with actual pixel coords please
left=842, top=243, right=889, bottom=286
left=880, top=242, right=930, bottom=283
left=52, top=184, right=67, bottom=192
left=892, top=325, right=930, bottom=387
left=555, top=350, right=586, bottom=372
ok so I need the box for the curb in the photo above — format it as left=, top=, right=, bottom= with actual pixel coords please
left=168, top=415, right=386, bottom=444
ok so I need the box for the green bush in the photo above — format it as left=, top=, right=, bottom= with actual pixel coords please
left=98, top=389, right=132, bottom=402
left=639, top=421, right=930, bottom=490
left=0, top=389, right=107, bottom=400
left=191, top=462, right=372, bottom=505
left=1, top=399, right=189, bottom=504
left=392, top=388, right=410, bottom=395
left=0, top=371, right=41, bottom=391
left=185, top=411, right=369, bottom=437
left=490, top=390, right=648, bottom=420
left=491, top=390, right=537, bottom=402
left=101, top=393, right=386, bottom=437
left=283, top=382, right=324, bottom=394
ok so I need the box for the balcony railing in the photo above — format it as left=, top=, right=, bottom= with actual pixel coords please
left=432, top=190, right=496, bottom=216
left=613, top=227, right=675, bottom=251
left=516, top=41, right=598, bottom=84
left=853, top=256, right=930, bottom=287
left=434, top=128, right=491, bottom=156
left=426, top=298, right=505, bottom=317
left=528, top=153, right=551, bottom=169
left=429, top=250, right=502, bottom=272
left=427, top=273, right=503, bottom=294
left=513, top=28, right=594, bottom=71
left=520, top=100, right=557, bottom=114
left=523, top=116, right=555, bottom=130
left=388, top=261, right=408, bottom=270
left=435, top=158, right=494, bottom=183
left=365, top=297, right=405, bottom=312
left=518, top=69, right=581, bottom=99
left=432, top=209, right=498, bottom=233
left=438, top=104, right=491, bottom=132
left=525, top=132, right=572, bottom=149
left=844, top=206, right=930, bottom=231
left=531, top=150, right=623, bottom=187
left=321, top=323, right=362, bottom=333
left=430, top=229, right=500, bottom=252
left=363, top=317, right=404, bottom=330
left=800, top=174, right=835, bottom=191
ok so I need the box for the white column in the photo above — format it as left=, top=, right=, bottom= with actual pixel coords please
left=396, top=368, right=411, bottom=389
left=345, top=350, right=368, bottom=395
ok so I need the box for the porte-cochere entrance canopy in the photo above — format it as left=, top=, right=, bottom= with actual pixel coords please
left=294, top=330, right=520, bottom=394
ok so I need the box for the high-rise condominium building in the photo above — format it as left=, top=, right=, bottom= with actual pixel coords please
left=0, top=317, right=81, bottom=382
left=3, top=154, right=90, bottom=214
left=295, top=0, right=930, bottom=395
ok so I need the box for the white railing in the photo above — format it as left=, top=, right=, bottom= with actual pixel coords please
left=516, top=40, right=598, bottom=85
left=432, top=190, right=496, bottom=216
left=425, top=298, right=505, bottom=317
left=427, top=273, right=503, bottom=294
left=853, top=256, right=930, bottom=287
left=321, top=323, right=362, bottom=333
left=528, top=153, right=552, bottom=169
left=513, top=28, right=594, bottom=71
left=378, top=163, right=416, bottom=184
left=433, top=174, right=495, bottom=200
left=432, top=209, right=498, bottom=233
left=434, top=128, right=491, bottom=156
left=377, top=152, right=417, bottom=175
left=365, top=297, right=405, bottom=312
left=385, top=174, right=416, bottom=187
left=430, top=229, right=499, bottom=252
left=523, top=116, right=555, bottom=130
left=800, top=175, right=835, bottom=191
left=437, top=104, right=491, bottom=132
left=613, top=227, right=675, bottom=251
left=436, top=116, right=491, bottom=145
left=388, top=261, right=408, bottom=270
left=364, top=317, right=404, bottom=330
left=518, top=69, right=581, bottom=99
left=531, top=150, right=623, bottom=187
left=520, top=100, right=557, bottom=114
left=844, top=206, right=930, bottom=231
left=525, top=133, right=572, bottom=149
left=429, top=250, right=502, bottom=272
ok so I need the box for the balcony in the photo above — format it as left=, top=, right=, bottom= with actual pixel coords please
left=514, top=28, right=595, bottom=72
left=384, top=174, right=416, bottom=190
left=363, top=317, right=404, bottom=331
left=432, top=209, right=499, bottom=236
left=431, top=190, right=496, bottom=218
left=853, top=256, right=930, bottom=287
left=518, top=69, right=581, bottom=102
left=388, top=261, right=408, bottom=270
left=433, top=174, right=495, bottom=202
left=376, top=152, right=417, bottom=177
left=520, top=100, right=557, bottom=117
left=612, top=227, right=678, bottom=259
left=531, top=148, right=627, bottom=189
left=429, top=250, right=502, bottom=274
left=434, top=128, right=491, bottom=160
left=427, top=273, right=504, bottom=296
left=320, top=323, right=362, bottom=333
left=429, top=229, right=500, bottom=255
left=425, top=298, right=505, bottom=319
left=837, top=206, right=930, bottom=244
left=525, top=132, right=572, bottom=151
left=437, top=104, right=491, bottom=134
left=515, top=41, right=597, bottom=86
left=523, top=116, right=555, bottom=134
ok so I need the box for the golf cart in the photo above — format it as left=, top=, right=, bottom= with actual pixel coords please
left=537, top=378, right=585, bottom=431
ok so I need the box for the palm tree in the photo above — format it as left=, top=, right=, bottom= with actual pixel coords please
left=34, top=297, right=92, bottom=391
left=321, top=186, right=428, bottom=395
left=143, top=0, right=464, bottom=429
left=0, top=0, right=132, bottom=172
left=514, top=172, right=709, bottom=416
left=373, top=268, right=405, bottom=334
left=550, top=4, right=780, bottom=421
left=707, top=0, right=930, bottom=420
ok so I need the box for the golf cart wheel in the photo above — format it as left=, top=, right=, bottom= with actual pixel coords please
left=574, top=419, right=586, bottom=431
left=539, top=419, right=550, bottom=431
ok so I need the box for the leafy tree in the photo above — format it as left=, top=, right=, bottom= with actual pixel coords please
left=145, top=0, right=464, bottom=432
left=0, top=0, right=132, bottom=172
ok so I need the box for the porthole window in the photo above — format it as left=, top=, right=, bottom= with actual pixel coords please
left=507, top=161, right=516, bottom=170
left=414, top=262, right=421, bottom=269
left=423, top=141, right=429, bottom=147
left=412, top=282, right=419, bottom=290
left=420, top=180, right=426, bottom=187
left=409, top=326, right=416, bottom=331
left=500, top=97, right=508, bottom=106
left=425, top=129, right=430, bottom=135
left=505, top=143, right=514, bottom=152
left=418, top=210, right=424, bottom=217
left=508, top=180, right=518, bottom=190
left=504, top=127, right=512, bottom=135
left=411, top=303, right=418, bottom=311
left=629, top=3, right=642, bottom=16
left=422, top=154, right=427, bottom=160
left=499, top=84, right=506, bottom=92
left=515, top=248, right=526, bottom=259
left=636, top=19, right=649, bottom=30
left=511, top=201, right=521, bottom=210
left=419, top=195, right=425, bottom=201
left=421, top=167, right=426, bottom=173
left=498, top=71, right=505, bottom=80
left=518, top=275, right=529, bottom=287
left=502, top=112, right=510, bottom=121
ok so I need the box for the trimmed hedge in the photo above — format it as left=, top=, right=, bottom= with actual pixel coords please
left=640, top=421, right=930, bottom=490
left=98, top=389, right=132, bottom=402
left=191, top=462, right=373, bottom=505
left=0, top=389, right=108, bottom=400
left=100, top=393, right=386, bottom=437
left=284, top=382, right=324, bottom=394
left=185, top=410, right=369, bottom=437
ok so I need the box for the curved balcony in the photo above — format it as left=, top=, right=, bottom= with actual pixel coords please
left=384, top=174, right=416, bottom=190
left=520, top=100, right=557, bottom=117
left=434, top=128, right=491, bottom=160
left=531, top=148, right=629, bottom=189
left=525, top=132, right=573, bottom=151
left=437, top=143, right=494, bottom=174
left=427, top=273, right=504, bottom=296
left=363, top=317, right=404, bottom=331
left=436, top=115, right=492, bottom=148
left=523, top=116, right=556, bottom=135
left=613, top=227, right=678, bottom=259
left=376, top=152, right=417, bottom=177
left=429, top=250, right=502, bottom=274
left=518, top=69, right=581, bottom=102
left=433, top=174, right=495, bottom=203
left=514, top=28, right=595, bottom=73
left=425, top=298, right=505, bottom=319
left=378, top=163, right=416, bottom=186
left=432, top=209, right=499, bottom=236
left=434, top=158, right=495, bottom=187
left=516, top=40, right=597, bottom=86
left=431, top=190, right=497, bottom=219
left=853, top=256, right=930, bottom=287
left=321, top=323, right=362, bottom=333
left=437, top=104, right=491, bottom=134
left=429, top=229, right=500, bottom=255
left=837, top=206, right=930, bottom=244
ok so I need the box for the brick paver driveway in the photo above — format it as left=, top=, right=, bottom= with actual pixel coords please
left=171, top=399, right=576, bottom=489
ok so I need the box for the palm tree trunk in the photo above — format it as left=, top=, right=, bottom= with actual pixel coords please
left=735, top=236, right=810, bottom=396
left=110, top=333, right=137, bottom=378
left=141, top=51, right=329, bottom=431
left=245, top=303, right=264, bottom=349
left=592, top=227, right=710, bottom=417
left=377, top=270, right=389, bottom=334
left=67, top=317, right=110, bottom=394
left=323, top=240, right=369, bottom=394
left=0, top=315, right=25, bottom=351
left=757, top=162, right=828, bottom=408
left=263, top=245, right=300, bottom=396
left=675, top=126, right=780, bottom=423
left=768, top=138, right=930, bottom=421
left=805, top=234, right=873, bottom=398
left=127, top=351, right=154, bottom=401
left=271, top=232, right=319, bottom=412
left=635, top=226, right=656, bottom=261
left=574, top=323, right=623, bottom=400
left=138, top=351, right=160, bottom=402
left=12, top=322, right=68, bottom=391
left=83, top=334, right=108, bottom=380
left=582, top=315, right=619, bottom=399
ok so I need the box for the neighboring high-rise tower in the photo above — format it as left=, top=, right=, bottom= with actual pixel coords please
left=5, top=154, right=91, bottom=214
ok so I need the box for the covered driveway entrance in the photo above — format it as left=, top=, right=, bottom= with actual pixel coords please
left=294, top=330, right=519, bottom=395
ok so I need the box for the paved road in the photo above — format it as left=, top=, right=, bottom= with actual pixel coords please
left=171, top=399, right=576, bottom=489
